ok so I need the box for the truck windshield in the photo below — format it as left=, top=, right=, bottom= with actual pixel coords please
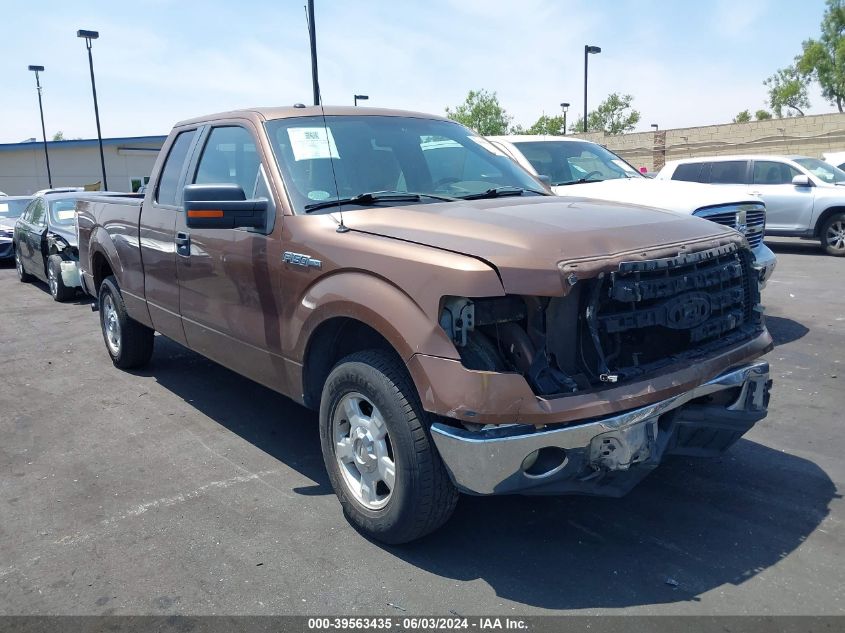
left=265, top=115, right=547, bottom=214
left=794, top=157, right=845, bottom=184
left=512, top=140, right=641, bottom=186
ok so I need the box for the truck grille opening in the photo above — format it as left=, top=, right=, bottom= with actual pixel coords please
left=579, top=243, right=761, bottom=384
left=694, top=204, right=765, bottom=248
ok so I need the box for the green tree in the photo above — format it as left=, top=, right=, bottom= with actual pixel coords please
left=765, top=65, right=810, bottom=116
left=569, top=93, right=641, bottom=134
left=797, top=0, right=845, bottom=112
left=445, top=89, right=513, bottom=135
left=755, top=109, right=773, bottom=120
left=733, top=110, right=752, bottom=123
left=52, top=131, right=64, bottom=141
left=522, top=114, right=567, bottom=135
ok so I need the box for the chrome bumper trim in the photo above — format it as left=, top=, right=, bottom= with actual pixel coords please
left=430, top=361, right=770, bottom=496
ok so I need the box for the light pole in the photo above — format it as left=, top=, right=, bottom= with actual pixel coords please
left=560, top=102, right=570, bottom=135
left=77, top=29, right=108, bottom=191
left=651, top=123, right=659, bottom=131
left=27, top=65, right=52, bottom=188
left=354, top=94, right=369, bottom=106
left=583, top=45, right=601, bottom=133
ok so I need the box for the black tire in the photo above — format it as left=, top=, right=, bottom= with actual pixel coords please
left=98, top=275, right=154, bottom=369
left=14, top=245, right=32, bottom=283
left=820, top=212, right=845, bottom=256
left=319, top=349, right=459, bottom=544
left=47, top=255, right=76, bottom=302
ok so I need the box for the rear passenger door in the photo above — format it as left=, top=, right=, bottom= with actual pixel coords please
left=750, top=160, right=812, bottom=232
left=24, top=198, right=48, bottom=281
left=140, top=127, right=199, bottom=345
left=707, top=160, right=751, bottom=192
left=175, top=123, right=285, bottom=391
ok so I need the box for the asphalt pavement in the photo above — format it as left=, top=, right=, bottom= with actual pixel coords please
left=0, top=237, right=842, bottom=616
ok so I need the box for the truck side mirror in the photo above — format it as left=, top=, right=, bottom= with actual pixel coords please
left=183, top=183, right=268, bottom=229
left=791, top=174, right=812, bottom=187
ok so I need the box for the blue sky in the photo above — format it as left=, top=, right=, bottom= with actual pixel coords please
left=0, top=0, right=833, bottom=143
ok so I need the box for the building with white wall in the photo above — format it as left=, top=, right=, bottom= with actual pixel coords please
left=0, top=135, right=166, bottom=195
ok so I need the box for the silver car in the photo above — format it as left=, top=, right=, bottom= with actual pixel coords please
left=659, top=155, right=845, bottom=256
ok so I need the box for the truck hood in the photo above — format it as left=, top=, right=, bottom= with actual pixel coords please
left=340, top=196, right=740, bottom=295
left=551, top=178, right=759, bottom=214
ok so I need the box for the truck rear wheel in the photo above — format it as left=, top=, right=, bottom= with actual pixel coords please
left=821, top=212, right=845, bottom=256
left=48, top=255, right=76, bottom=302
left=98, top=275, right=154, bottom=369
left=319, top=350, right=459, bottom=544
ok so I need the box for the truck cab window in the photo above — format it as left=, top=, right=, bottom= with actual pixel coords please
left=156, top=130, right=197, bottom=207
left=194, top=126, right=261, bottom=195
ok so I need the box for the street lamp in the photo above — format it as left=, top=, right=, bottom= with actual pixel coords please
left=560, top=102, right=570, bottom=135
left=583, top=45, right=601, bottom=133
left=27, top=65, right=52, bottom=188
left=651, top=123, right=659, bottom=131
left=77, top=29, right=108, bottom=191
left=354, top=94, right=369, bottom=106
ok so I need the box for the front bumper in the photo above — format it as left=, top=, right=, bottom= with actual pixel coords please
left=430, top=361, right=771, bottom=496
left=752, top=242, right=777, bottom=289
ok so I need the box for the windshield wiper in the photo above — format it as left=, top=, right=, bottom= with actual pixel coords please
left=555, top=177, right=602, bottom=186
left=458, top=186, right=543, bottom=200
left=304, top=191, right=455, bottom=213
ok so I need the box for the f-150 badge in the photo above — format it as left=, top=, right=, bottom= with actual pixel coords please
left=283, top=252, right=322, bottom=269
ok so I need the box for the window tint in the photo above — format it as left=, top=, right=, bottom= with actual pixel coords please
left=194, top=126, right=261, bottom=195
left=709, top=161, right=748, bottom=184
left=513, top=140, right=639, bottom=185
left=753, top=161, right=801, bottom=185
left=29, top=199, right=47, bottom=226
left=672, top=163, right=707, bottom=182
left=156, top=130, right=197, bottom=206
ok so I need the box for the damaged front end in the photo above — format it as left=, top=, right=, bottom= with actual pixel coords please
left=432, top=243, right=771, bottom=496
left=47, top=231, right=82, bottom=288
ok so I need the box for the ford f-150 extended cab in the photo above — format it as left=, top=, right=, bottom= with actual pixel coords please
left=77, top=107, right=773, bottom=544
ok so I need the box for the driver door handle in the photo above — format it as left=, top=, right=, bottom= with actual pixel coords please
left=175, top=232, right=191, bottom=257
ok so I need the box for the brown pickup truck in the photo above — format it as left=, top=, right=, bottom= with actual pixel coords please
left=77, top=106, right=773, bottom=543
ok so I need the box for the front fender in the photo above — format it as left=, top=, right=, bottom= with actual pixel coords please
left=287, top=271, right=460, bottom=364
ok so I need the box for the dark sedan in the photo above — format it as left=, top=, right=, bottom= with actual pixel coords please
left=13, top=192, right=86, bottom=301
left=0, top=196, right=34, bottom=260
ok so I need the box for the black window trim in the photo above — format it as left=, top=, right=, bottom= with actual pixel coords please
left=153, top=126, right=202, bottom=210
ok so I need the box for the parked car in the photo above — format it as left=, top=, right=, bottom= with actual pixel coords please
left=13, top=191, right=89, bottom=301
left=77, top=106, right=772, bottom=544
left=658, top=154, right=845, bottom=256
left=487, top=136, right=777, bottom=286
left=0, top=196, right=34, bottom=260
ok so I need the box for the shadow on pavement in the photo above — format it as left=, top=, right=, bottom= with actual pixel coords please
left=765, top=315, right=810, bottom=347
left=766, top=239, right=825, bottom=256
left=142, top=336, right=836, bottom=610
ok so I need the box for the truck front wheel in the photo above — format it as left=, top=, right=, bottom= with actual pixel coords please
left=319, top=350, right=459, bottom=544
left=98, top=275, right=154, bottom=369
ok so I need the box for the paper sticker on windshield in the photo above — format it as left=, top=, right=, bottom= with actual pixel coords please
left=56, top=209, right=76, bottom=220
left=287, top=127, right=339, bottom=161
left=0, top=204, right=8, bottom=213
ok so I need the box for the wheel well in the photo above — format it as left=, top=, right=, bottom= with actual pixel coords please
left=91, top=252, right=113, bottom=291
left=814, top=206, right=845, bottom=237
left=301, top=317, right=399, bottom=410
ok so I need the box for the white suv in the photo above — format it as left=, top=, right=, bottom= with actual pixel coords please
left=488, top=135, right=777, bottom=284
left=658, top=155, right=845, bottom=256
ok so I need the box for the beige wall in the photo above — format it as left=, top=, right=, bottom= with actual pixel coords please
left=572, top=112, right=845, bottom=173
left=0, top=140, right=163, bottom=195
